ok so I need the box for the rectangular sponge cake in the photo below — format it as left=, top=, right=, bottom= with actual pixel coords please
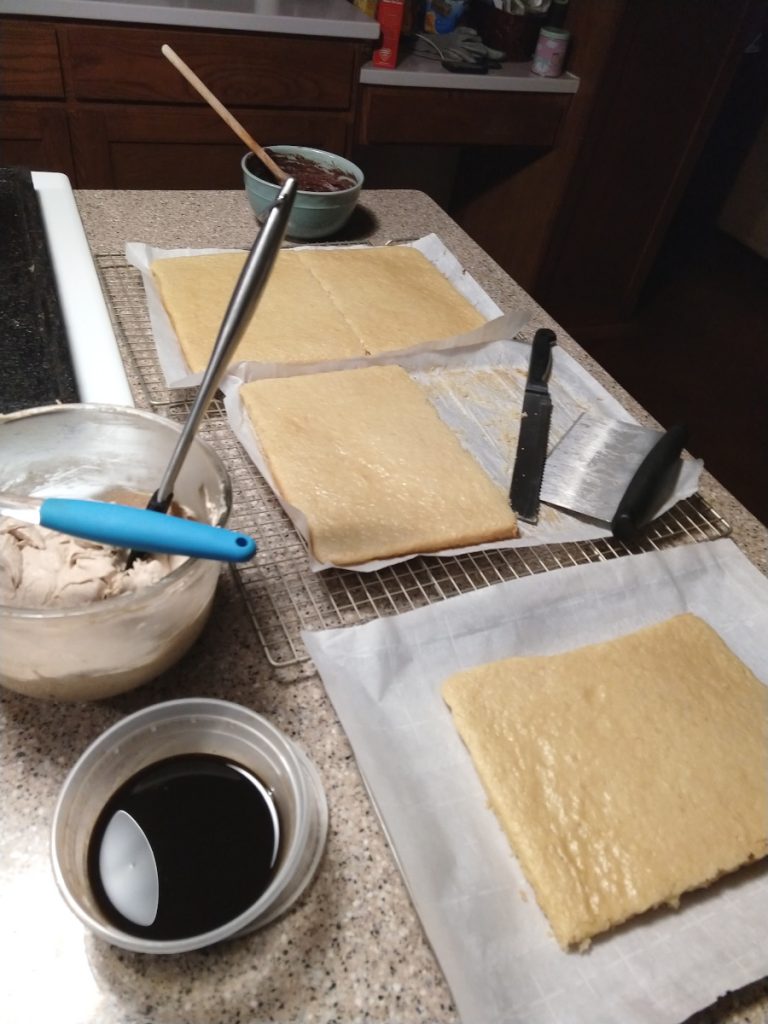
left=442, top=613, right=768, bottom=949
left=150, top=245, right=487, bottom=371
left=239, top=364, right=519, bottom=566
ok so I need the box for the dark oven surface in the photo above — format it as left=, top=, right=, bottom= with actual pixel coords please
left=0, top=166, right=78, bottom=413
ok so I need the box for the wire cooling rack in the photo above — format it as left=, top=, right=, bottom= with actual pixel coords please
left=96, top=255, right=732, bottom=680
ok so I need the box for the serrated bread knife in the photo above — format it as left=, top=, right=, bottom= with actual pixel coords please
left=509, top=328, right=557, bottom=523
left=0, top=493, right=257, bottom=562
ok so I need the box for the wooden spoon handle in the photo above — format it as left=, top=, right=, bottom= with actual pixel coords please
left=161, top=44, right=288, bottom=184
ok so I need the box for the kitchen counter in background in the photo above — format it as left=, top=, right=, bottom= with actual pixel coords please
left=0, top=0, right=578, bottom=93
left=1, top=188, right=766, bottom=1024
left=360, top=52, right=578, bottom=92
left=0, top=0, right=380, bottom=38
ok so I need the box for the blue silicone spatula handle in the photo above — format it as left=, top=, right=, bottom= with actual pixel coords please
left=39, top=499, right=257, bottom=562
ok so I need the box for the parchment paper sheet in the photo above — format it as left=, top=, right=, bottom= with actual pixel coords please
left=125, top=234, right=522, bottom=388
left=128, top=231, right=701, bottom=568
left=303, top=538, right=768, bottom=1024
left=221, top=334, right=702, bottom=570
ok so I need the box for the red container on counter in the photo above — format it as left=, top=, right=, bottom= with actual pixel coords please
left=373, top=0, right=405, bottom=69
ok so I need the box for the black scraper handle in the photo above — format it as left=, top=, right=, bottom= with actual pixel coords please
left=611, top=424, right=688, bottom=542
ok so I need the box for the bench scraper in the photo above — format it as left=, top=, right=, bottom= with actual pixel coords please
left=539, top=413, right=688, bottom=542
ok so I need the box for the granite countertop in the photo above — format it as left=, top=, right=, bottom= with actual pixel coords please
left=1, top=188, right=766, bottom=1024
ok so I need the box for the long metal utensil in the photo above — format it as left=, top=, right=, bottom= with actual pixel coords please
left=128, top=176, right=296, bottom=561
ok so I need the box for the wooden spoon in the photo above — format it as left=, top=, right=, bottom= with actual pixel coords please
left=161, top=44, right=288, bottom=184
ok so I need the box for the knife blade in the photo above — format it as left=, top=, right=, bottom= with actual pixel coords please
left=509, top=328, right=556, bottom=523
left=0, top=493, right=257, bottom=562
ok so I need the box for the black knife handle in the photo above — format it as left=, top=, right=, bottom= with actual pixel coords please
left=527, top=329, right=557, bottom=390
left=611, top=424, right=688, bottom=542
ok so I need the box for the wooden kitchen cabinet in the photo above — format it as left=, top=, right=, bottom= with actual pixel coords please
left=0, top=17, right=367, bottom=188
left=358, top=86, right=569, bottom=147
left=0, top=20, right=63, bottom=97
left=0, top=21, right=73, bottom=172
left=4, top=2, right=751, bottom=326
left=69, top=105, right=349, bottom=189
left=64, top=25, right=357, bottom=109
left=354, top=79, right=574, bottom=256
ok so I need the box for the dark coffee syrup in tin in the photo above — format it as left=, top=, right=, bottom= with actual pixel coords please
left=87, top=753, right=280, bottom=941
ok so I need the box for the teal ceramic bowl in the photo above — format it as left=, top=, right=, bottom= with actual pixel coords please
left=242, top=146, right=363, bottom=241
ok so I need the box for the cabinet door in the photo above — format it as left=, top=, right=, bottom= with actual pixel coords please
left=70, top=105, right=350, bottom=188
left=358, top=86, right=570, bottom=146
left=0, top=103, right=74, bottom=176
left=66, top=25, right=359, bottom=110
left=0, top=21, right=64, bottom=98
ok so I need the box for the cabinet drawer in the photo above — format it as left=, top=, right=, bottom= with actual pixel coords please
left=0, top=102, right=73, bottom=175
left=0, top=21, right=64, bottom=98
left=70, top=104, right=350, bottom=188
left=67, top=25, right=358, bottom=110
left=358, top=86, right=570, bottom=146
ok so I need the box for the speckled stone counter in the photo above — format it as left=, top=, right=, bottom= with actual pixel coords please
left=1, top=189, right=766, bottom=1024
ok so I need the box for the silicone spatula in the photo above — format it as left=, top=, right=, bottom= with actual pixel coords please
left=0, top=492, right=256, bottom=562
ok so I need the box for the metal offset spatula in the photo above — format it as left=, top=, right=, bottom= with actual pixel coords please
left=540, top=413, right=688, bottom=542
left=146, top=177, right=296, bottom=517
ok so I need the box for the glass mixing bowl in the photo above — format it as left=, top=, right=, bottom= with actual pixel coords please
left=0, top=404, right=232, bottom=701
